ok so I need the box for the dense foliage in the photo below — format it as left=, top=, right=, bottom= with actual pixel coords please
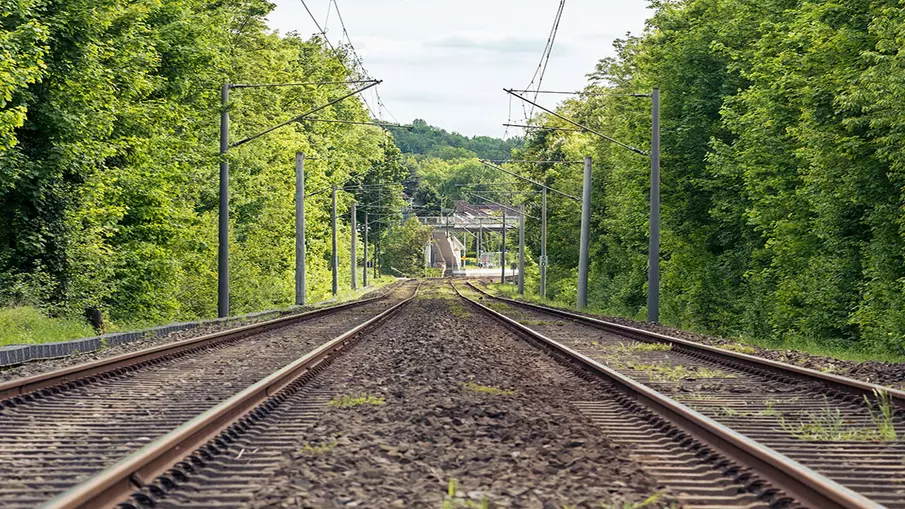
left=513, top=0, right=905, bottom=355
left=0, top=0, right=406, bottom=327
left=391, top=119, right=519, bottom=161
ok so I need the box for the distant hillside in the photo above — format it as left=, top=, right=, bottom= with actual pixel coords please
left=390, top=119, right=519, bottom=161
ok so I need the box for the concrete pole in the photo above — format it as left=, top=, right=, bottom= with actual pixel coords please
left=541, top=187, right=547, bottom=300
left=350, top=202, right=357, bottom=290
left=295, top=152, right=306, bottom=306
left=331, top=186, right=338, bottom=296
left=501, top=210, right=506, bottom=284
left=518, top=204, right=525, bottom=295
left=648, top=88, right=661, bottom=322
left=577, top=156, right=592, bottom=309
left=218, top=84, right=230, bottom=318
left=363, top=212, right=368, bottom=287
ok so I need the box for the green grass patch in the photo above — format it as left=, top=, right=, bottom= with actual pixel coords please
left=461, top=382, right=517, bottom=396
left=779, top=393, right=898, bottom=441
left=442, top=478, right=489, bottom=509
left=297, top=438, right=339, bottom=455
left=0, top=306, right=96, bottom=347
left=719, top=343, right=757, bottom=355
left=628, top=362, right=736, bottom=383
left=328, top=394, right=386, bottom=408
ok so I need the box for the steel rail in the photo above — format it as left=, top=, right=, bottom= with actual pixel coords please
left=451, top=281, right=879, bottom=509
left=465, top=282, right=905, bottom=409
left=0, top=283, right=403, bottom=402
left=42, top=281, right=420, bottom=509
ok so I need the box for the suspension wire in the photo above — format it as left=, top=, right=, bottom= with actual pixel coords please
left=522, top=0, right=567, bottom=121
left=298, top=0, right=379, bottom=118
left=331, top=0, right=400, bottom=123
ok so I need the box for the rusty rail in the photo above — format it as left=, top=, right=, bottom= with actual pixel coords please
left=452, top=281, right=880, bottom=509
left=41, top=282, right=419, bottom=509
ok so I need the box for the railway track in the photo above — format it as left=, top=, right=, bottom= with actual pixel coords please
left=456, top=281, right=905, bottom=508
left=0, top=280, right=419, bottom=508
left=6, top=278, right=903, bottom=508
left=41, top=279, right=797, bottom=508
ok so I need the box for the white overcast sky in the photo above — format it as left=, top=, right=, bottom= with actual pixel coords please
left=267, top=1, right=651, bottom=138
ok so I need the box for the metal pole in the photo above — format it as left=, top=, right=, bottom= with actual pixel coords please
left=501, top=210, right=506, bottom=284
left=648, top=88, right=661, bottom=322
left=218, top=84, right=230, bottom=318
left=518, top=204, right=525, bottom=295
left=295, top=152, right=306, bottom=306
left=578, top=156, right=592, bottom=309
left=363, top=212, right=368, bottom=287
left=331, top=186, right=338, bottom=296
left=541, top=187, right=547, bottom=299
left=350, top=202, right=357, bottom=290
left=478, top=224, right=482, bottom=267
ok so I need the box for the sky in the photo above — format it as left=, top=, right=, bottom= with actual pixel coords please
left=267, top=1, right=651, bottom=138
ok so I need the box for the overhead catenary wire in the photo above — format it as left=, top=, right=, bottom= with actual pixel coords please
left=297, top=0, right=380, bottom=118
left=522, top=0, right=567, bottom=121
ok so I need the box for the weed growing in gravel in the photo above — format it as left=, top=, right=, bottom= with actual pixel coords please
left=563, top=492, right=674, bottom=509
left=461, top=382, right=517, bottom=396
left=714, top=400, right=780, bottom=418
left=865, top=389, right=898, bottom=441
left=449, top=303, right=472, bottom=317
left=719, top=343, right=757, bottom=355
left=627, top=362, right=736, bottom=383
left=520, top=319, right=569, bottom=326
left=608, top=341, right=672, bottom=354
left=442, top=478, right=489, bottom=509
left=297, top=438, right=338, bottom=455
left=328, top=394, right=386, bottom=408
left=779, top=396, right=891, bottom=441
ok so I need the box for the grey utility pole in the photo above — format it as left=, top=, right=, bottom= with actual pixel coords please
left=331, top=186, right=338, bottom=296
left=540, top=188, right=547, bottom=299
left=478, top=224, right=482, bottom=266
left=295, top=152, right=306, bottom=306
left=218, top=84, right=230, bottom=317
left=577, top=156, right=592, bottom=309
left=648, top=88, right=661, bottom=322
left=518, top=204, right=525, bottom=295
left=363, top=212, right=368, bottom=287
left=350, top=202, right=357, bottom=290
left=501, top=210, right=506, bottom=284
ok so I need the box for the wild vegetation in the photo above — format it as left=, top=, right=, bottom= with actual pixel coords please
left=0, top=0, right=407, bottom=338
left=502, top=0, right=905, bottom=357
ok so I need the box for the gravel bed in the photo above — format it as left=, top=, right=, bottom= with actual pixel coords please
left=473, top=280, right=905, bottom=390
left=244, top=282, right=672, bottom=509
left=0, top=282, right=400, bottom=383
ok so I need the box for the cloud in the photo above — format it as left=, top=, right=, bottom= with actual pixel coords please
left=428, top=35, right=570, bottom=55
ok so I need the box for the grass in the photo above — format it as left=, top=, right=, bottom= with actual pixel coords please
left=562, top=492, right=676, bottom=509
left=328, top=394, right=386, bottom=408
left=719, top=343, right=757, bottom=355
left=604, top=341, right=673, bottom=354
left=865, top=389, right=898, bottom=441
left=0, top=277, right=401, bottom=348
left=442, top=478, right=489, bottom=509
left=0, top=306, right=96, bottom=347
left=297, top=438, right=339, bottom=455
left=461, top=382, right=517, bottom=396
left=628, top=361, right=737, bottom=383
left=779, top=395, right=898, bottom=441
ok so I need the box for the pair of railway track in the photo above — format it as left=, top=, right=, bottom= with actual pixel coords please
left=455, top=281, right=905, bottom=509
left=0, top=278, right=901, bottom=508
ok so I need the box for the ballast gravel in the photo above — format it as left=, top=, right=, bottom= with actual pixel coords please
left=244, top=283, right=671, bottom=509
